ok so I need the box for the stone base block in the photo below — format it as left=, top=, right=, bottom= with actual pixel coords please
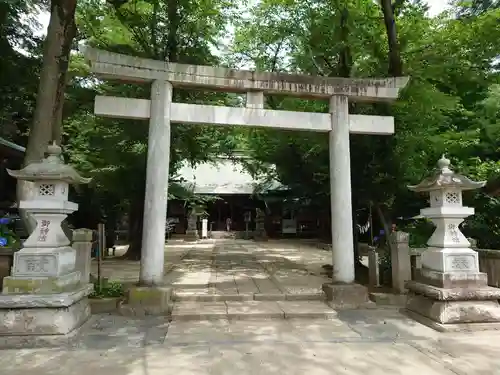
left=0, top=284, right=92, bottom=336
left=406, top=292, right=500, bottom=324
left=405, top=277, right=500, bottom=331
left=119, top=286, right=172, bottom=316
left=0, top=248, right=15, bottom=285
left=406, top=280, right=500, bottom=301
left=402, top=309, right=500, bottom=333
left=421, top=247, right=479, bottom=274
left=416, top=268, right=488, bottom=289
left=3, top=271, right=81, bottom=294
left=369, top=292, right=407, bottom=306
left=0, top=328, right=80, bottom=349
left=322, top=283, right=371, bottom=308
left=12, top=246, right=76, bottom=277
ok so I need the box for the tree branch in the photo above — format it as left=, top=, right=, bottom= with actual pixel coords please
left=269, top=40, right=284, bottom=72
left=391, top=0, right=406, bottom=15
left=106, top=0, right=153, bottom=56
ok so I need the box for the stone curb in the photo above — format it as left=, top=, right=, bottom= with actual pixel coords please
left=172, top=292, right=326, bottom=302
left=170, top=300, right=338, bottom=321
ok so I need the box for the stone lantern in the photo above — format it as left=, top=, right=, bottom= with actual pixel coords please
left=405, top=155, right=500, bottom=331
left=0, top=142, right=93, bottom=336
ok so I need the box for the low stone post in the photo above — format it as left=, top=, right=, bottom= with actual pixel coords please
left=185, top=209, right=199, bottom=241
left=253, top=208, right=267, bottom=241
left=73, top=228, right=93, bottom=284
left=413, top=252, right=422, bottom=269
left=368, top=247, right=380, bottom=288
left=410, top=248, right=424, bottom=280
left=390, top=231, right=412, bottom=294
left=201, top=218, right=208, bottom=239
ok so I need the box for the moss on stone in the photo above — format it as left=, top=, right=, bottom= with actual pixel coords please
left=3, top=277, right=79, bottom=294
left=127, top=286, right=171, bottom=307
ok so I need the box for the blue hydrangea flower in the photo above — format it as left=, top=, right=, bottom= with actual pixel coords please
left=373, top=236, right=379, bottom=242
left=0, top=218, right=10, bottom=225
left=0, top=237, right=7, bottom=247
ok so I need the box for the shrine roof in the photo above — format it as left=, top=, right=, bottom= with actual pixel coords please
left=177, top=157, right=284, bottom=195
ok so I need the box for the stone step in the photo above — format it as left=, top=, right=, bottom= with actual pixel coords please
left=173, top=291, right=326, bottom=302
left=369, top=292, right=407, bottom=306
left=170, top=300, right=337, bottom=321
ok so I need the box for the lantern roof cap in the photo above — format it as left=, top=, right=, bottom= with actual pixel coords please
left=6, top=142, right=91, bottom=184
left=408, top=155, right=485, bottom=192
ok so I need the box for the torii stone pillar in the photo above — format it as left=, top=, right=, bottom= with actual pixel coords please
left=329, top=95, right=354, bottom=284
left=140, top=80, right=172, bottom=286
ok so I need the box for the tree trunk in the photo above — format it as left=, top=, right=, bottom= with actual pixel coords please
left=375, top=0, right=404, bottom=244
left=375, top=203, right=396, bottom=254
left=166, top=0, right=179, bottom=62
left=380, top=0, right=403, bottom=77
left=123, top=0, right=179, bottom=259
left=17, top=0, right=77, bottom=233
left=338, top=6, right=352, bottom=78
left=352, top=205, right=363, bottom=270
left=123, top=197, right=144, bottom=260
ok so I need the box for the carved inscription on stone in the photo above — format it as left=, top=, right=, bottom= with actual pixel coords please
left=37, top=220, right=51, bottom=242
left=447, top=255, right=474, bottom=271
left=447, top=223, right=461, bottom=244
left=16, top=255, right=54, bottom=275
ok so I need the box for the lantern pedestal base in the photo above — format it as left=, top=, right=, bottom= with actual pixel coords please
left=404, top=279, right=500, bottom=331
left=2, top=271, right=81, bottom=294
left=0, top=283, right=92, bottom=338
left=421, top=247, right=479, bottom=274
left=415, top=268, right=489, bottom=289
left=11, top=246, right=77, bottom=278
left=403, top=308, right=500, bottom=333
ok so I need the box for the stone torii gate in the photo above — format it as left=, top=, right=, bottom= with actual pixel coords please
left=83, top=48, right=408, bottom=293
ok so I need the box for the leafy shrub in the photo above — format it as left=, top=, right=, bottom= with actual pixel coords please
left=89, top=281, right=124, bottom=298
left=0, top=217, right=19, bottom=248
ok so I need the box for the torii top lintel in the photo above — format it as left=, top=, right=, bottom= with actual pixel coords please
left=82, top=47, right=409, bottom=102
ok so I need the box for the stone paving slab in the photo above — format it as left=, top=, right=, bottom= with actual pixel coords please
left=92, top=240, right=332, bottom=300
left=75, top=239, right=500, bottom=374
left=1, top=338, right=495, bottom=375
left=171, top=301, right=228, bottom=321
left=2, top=310, right=500, bottom=374
left=174, top=292, right=253, bottom=302
left=226, top=301, right=285, bottom=320
left=277, top=300, right=337, bottom=319
left=170, top=300, right=339, bottom=321
left=336, top=308, right=440, bottom=340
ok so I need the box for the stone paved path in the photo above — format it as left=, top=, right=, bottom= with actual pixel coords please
left=93, top=239, right=332, bottom=298
left=3, top=239, right=500, bottom=373
left=13, top=238, right=496, bottom=374
left=2, top=309, right=500, bottom=374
